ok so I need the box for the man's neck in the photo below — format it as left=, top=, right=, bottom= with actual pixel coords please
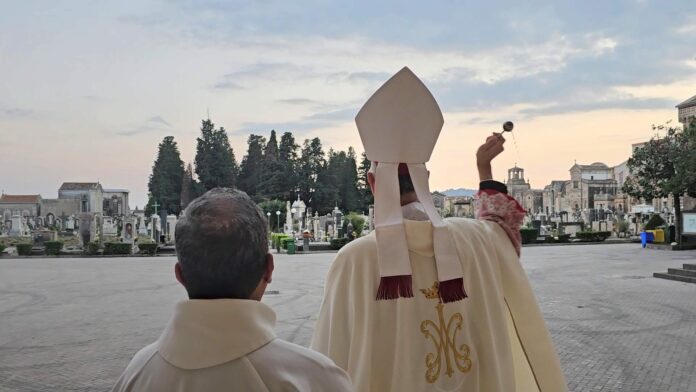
left=400, top=192, right=418, bottom=206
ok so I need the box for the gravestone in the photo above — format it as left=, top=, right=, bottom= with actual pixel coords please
left=102, top=217, right=117, bottom=236
left=66, top=216, right=75, bottom=230
left=166, top=215, right=177, bottom=243
left=122, top=217, right=135, bottom=245
left=9, top=214, right=25, bottom=237
left=78, top=213, right=93, bottom=245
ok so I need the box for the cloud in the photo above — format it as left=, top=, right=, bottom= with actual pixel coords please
left=518, top=97, right=674, bottom=117
left=146, top=116, right=171, bottom=127
left=117, top=116, right=173, bottom=136
left=276, top=98, right=320, bottom=105
left=82, top=95, right=103, bottom=102
left=0, top=106, right=35, bottom=118
left=235, top=107, right=357, bottom=136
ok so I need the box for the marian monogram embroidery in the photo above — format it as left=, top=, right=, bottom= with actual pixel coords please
left=419, top=281, right=472, bottom=383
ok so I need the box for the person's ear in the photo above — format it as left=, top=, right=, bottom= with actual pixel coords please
left=367, top=172, right=376, bottom=194
left=264, top=253, right=274, bottom=284
left=174, top=262, right=185, bottom=286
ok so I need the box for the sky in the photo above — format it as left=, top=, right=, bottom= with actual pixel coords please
left=1, top=1, right=694, bottom=208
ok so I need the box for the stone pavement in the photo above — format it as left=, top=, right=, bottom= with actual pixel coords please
left=0, top=244, right=695, bottom=391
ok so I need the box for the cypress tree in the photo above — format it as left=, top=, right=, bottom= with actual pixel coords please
left=147, top=136, right=185, bottom=216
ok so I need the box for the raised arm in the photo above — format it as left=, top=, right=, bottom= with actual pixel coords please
left=474, top=133, right=526, bottom=255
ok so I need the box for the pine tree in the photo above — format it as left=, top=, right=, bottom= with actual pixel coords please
left=278, top=132, right=300, bottom=200
left=298, top=137, right=326, bottom=207
left=312, top=149, right=338, bottom=215
left=147, top=136, right=185, bottom=216
left=238, top=134, right=267, bottom=199
left=341, top=147, right=362, bottom=212
left=194, top=119, right=239, bottom=190
left=181, top=162, right=205, bottom=210
left=259, top=130, right=284, bottom=199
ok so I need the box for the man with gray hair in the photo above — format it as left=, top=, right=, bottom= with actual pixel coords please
left=113, top=188, right=351, bottom=391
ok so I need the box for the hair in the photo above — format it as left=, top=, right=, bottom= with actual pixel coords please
left=174, top=188, right=269, bottom=299
left=369, top=162, right=415, bottom=196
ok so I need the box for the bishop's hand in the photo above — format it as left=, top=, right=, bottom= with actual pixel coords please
left=476, top=133, right=506, bottom=181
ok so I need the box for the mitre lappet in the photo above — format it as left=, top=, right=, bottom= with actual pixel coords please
left=356, top=66, right=466, bottom=303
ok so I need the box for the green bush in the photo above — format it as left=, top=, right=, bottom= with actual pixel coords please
left=44, top=241, right=63, bottom=256
left=556, top=234, right=571, bottom=243
left=103, top=242, right=132, bottom=255
left=342, top=213, right=366, bottom=237
left=17, top=243, right=33, bottom=256
left=330, top=237, right=351, bottom=250
left=644, top=214, right=666, bottom=230
left=271, top=233, right=290, bottom=249
left=138, top=243, right=158, bottom=256
left=83, top=241, right=101, bottom=255
left=0, top=244, right=5, bottom=255
left=519, top=228, right=538, bottom=244
left=576, top=231, right=611, bottom=242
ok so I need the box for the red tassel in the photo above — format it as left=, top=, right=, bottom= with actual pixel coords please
left=376, top=275, right=414, bottom=300
left=439, top=278, right=467, bottom=303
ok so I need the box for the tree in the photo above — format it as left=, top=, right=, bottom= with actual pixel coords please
left=623, top=122, right=696, bottom=244
left=278, top=132, right=300, bottom=200
left=147, top=136, right=184, bottom=216
left=312, top=147, right=361, bottom=214
left=238, top=134, right=267, bottom=199
left=181, top=162, right=205, bottom=210
left=341, top=147, right=362, bottom=212
left=357, top=151, right=374, bottom=211
left=313, top=151, right=338, bottom=214
left=298, top=137, right=326, bottom=207
left=258, top=130, right=284, bottom=200
left=257, top=199, right=287, bottom=232
left=194, top=119, right=239, bottom=190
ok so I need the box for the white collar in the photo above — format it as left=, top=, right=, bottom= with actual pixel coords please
left=157, top=299, right=276, bottom=370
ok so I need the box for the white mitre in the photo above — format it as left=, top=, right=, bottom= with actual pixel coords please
left=356, top=66, right=466, bottom=303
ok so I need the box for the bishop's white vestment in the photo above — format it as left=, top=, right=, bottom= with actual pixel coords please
left=311, top=188, right=568, bottom=392
left=113, top=299, right=351, bottom=392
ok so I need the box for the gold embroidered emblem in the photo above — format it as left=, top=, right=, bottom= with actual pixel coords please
left=419, top=281, right=472, bottom=383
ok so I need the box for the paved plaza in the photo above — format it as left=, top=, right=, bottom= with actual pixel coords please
left=1, top=243, right=695, bottom=391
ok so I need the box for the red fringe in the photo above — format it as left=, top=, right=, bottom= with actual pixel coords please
left=439, top=278, right=467, bottom=303
left=376, top=275, right=414, bottom=300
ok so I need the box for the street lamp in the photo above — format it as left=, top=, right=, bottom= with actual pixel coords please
left=275, top=210, right=280, bottom=233
left=266, top=212, right=271, bottom=232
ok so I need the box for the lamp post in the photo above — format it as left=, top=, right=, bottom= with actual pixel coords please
left=266, top=212, right=271, bottom=232
left=275, top=210, right=280, bottom=233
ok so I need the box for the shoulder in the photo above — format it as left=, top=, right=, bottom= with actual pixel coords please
left=249, top=339, right=351, bottom=390
left=444, top=217, right=496, bottom=234
left=112, top=343, right=159, bottom=391
left=265, top=339, right=343, bottom=368
left=330, top=233, right=378, bottom=274
left=338, top=232, right=377, bottom=257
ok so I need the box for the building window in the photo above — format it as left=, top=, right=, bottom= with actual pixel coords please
left=573, top=181, right=578, bottom=189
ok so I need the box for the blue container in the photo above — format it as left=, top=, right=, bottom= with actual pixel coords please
left=640, top=231, right=654, bottom=248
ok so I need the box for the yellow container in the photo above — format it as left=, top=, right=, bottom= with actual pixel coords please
left=646, top=229, right=665, bottom=243
left=653, top=229, right=665, bottom=243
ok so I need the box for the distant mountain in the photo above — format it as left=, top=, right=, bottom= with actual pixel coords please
left=440, top=188, right=477, bottom=197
